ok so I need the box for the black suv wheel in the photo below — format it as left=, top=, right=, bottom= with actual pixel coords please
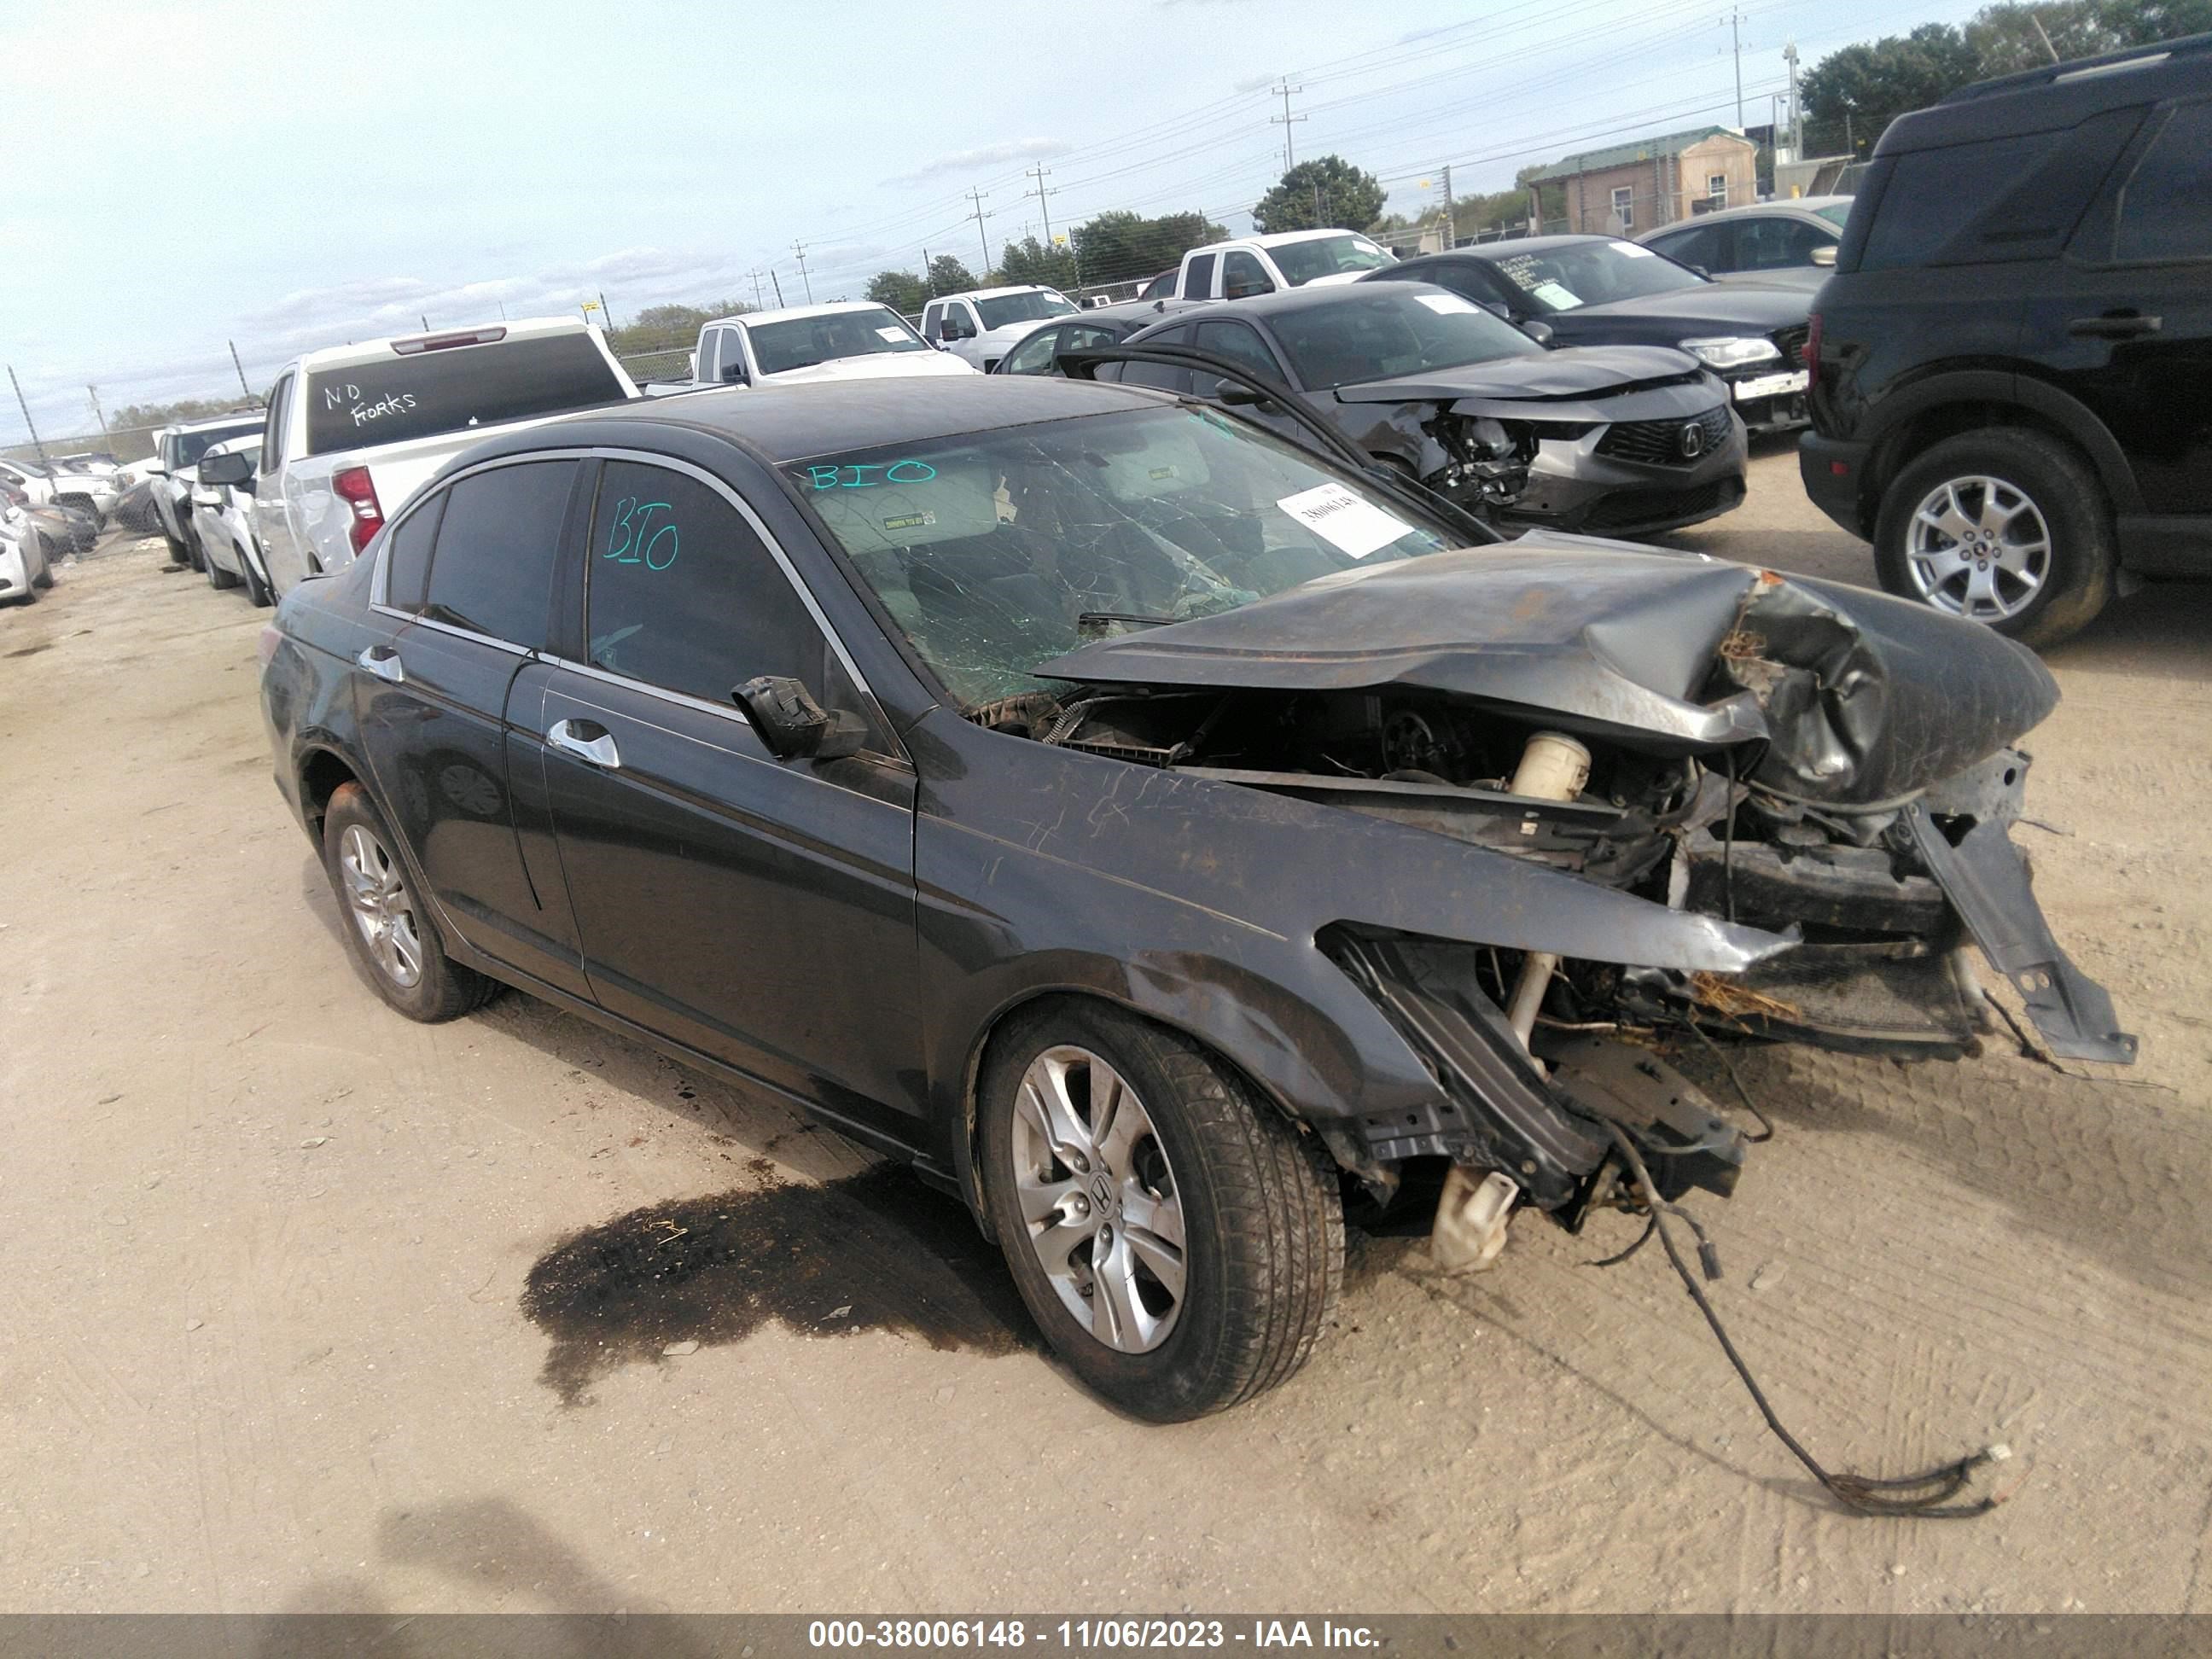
left=1873, top=429, right=2116, bottom=649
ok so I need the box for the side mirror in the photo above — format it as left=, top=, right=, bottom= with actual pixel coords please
left=1521, top=319, right=1556, bottom=346
left=1216, top=380, right=1278, bottom=412
left=721, top=361, right=748, bottom=385
left=198, top=451, right=254, bottom=486
left=733, top=675, right=865, bottom=761
left=1811, top=244, right=1837, bottom=268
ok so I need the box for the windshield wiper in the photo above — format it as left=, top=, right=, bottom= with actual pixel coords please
left=1077, top=610, right=1178, bottom=635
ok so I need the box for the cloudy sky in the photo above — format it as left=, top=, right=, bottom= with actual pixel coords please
left=0, top=0, right=1983, bottom=444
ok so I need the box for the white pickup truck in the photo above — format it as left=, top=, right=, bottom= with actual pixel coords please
left=673, top=301, right=976, bottom=393
left=1167, top=229, right=1395, bottom=301
left=209, top=317, right=638, bottom=598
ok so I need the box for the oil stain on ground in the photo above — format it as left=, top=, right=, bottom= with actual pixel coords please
left=521, top=1165, right=1035, bottom=1405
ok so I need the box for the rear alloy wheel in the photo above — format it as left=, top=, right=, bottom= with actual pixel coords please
left=319, top=783, right=495, bottom=1022
left=1874, top=429, right=2115, bottom=649
left=979, top=1000, right=1342, bottom=1421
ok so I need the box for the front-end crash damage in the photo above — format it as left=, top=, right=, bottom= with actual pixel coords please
left=1330, top=346, right=1748, bottom=534
left=998, top=541, right=2134, bottom=1245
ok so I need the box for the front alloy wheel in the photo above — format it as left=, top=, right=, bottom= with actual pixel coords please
left=1904, top=474, right=2051, bottom=623
left=1012, top=1046, right=1187, bottom=1353
left=339, top=824, right=423, bottom=988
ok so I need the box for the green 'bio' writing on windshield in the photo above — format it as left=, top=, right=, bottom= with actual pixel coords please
left=803, top=460, right=939, bottom=490
left=603, top=498, right=678, bottom=570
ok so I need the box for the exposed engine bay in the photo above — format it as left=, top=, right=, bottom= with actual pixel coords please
left=970, top=541, right=2137, bottom=1235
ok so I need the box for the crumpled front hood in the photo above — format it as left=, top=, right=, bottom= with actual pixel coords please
left=1033, top=539, right=2058, bottom=806
left=1332, top=344, right=1701, bottom=404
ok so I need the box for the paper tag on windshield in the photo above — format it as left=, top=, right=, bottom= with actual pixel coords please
left=875, top=327, right=906, bottom=342
left=1532, top=281, right=1583, bottom=310
left=1615, top=242, right=1656, bottom=258
left=1416, top=293, right=1477, bottom=314
left=1276, top=483, right=1411, bottom=559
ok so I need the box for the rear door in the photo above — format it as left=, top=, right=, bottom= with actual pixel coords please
left=253, top=372, right=312, bottom=593
left=353, top=457, right=592, bottom=998
left=2046, top=96, right=2212, bottom=516
left=535, top=454, right=927, bottom=1132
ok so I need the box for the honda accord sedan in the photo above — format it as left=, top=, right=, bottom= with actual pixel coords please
left=259, top=377, right=2130, bottom=1420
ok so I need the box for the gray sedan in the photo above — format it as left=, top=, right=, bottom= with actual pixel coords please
left=1635, top=197, right=1854, bottom=288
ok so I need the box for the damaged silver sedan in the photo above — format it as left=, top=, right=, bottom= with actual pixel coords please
left=265, top=376, right=2130, bottom=1424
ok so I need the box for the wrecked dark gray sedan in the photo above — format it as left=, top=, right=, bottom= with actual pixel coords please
left=1112, top=283, right=1748, bottom=538
left=259, top=375, right=2131, bottom=1422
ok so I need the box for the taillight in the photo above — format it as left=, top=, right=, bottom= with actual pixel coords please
left=257, top=623, right=283, bottom=667
left=1804, top=311, right=1823, bottom=398
left=331, top=465, right=383, bottom=555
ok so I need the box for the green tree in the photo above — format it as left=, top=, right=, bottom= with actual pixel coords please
left=866, top=271, right=928, bottom=312
left=1801, top=22, right=1981, bottom=155
left=1967, top=0, right=2212, bottom=73
left=1251, top=155, right=1387, bottom=235
left=927, top=253, right=979, bottom=296
left=1070, top=209, right=1229, bottom=287
left=606, top=299, right=749, bottom=358
left=996, top=236, right=1080, bottom=291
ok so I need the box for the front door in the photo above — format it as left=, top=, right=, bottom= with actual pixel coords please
left=352, top=459, right=591, bottom=998
left=537, top=457, right=926, bottom=1132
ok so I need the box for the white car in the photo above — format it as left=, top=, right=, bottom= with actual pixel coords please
left=148, top=413, right=265, bottom=569
left=919, top=286, right=1081, bottom=371
left=1169, top=230, right=1395, bottom=300
left=0, top=455, right=118, bottom=522
left=687, top=303, right=978, bottom=388
left=189, top=437, right=275, bottom=606
left=222, top=317, right=640, bottom=600
left=0, top=500, right=55, bottom=605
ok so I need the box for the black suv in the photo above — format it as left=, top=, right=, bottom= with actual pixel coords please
left=1800, top=33, right=2211, bottom=647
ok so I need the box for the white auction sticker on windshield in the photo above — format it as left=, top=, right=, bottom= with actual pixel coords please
left=1532, top=281, right=1584, bottom=310
left=1276, top=482, right=1412, bottom=558
left=1615, top=242, right=1656, bottom=257
left=1416, top=293, right=1478, bottom=314
left=875, top=327, right=907, bottom=342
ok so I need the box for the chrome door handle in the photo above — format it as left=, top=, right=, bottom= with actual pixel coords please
left=547, top=718, right=620, bottom=769
left=356, top=644, right=405, bottom=684
left=2067, top=312, right=2162, bottom=340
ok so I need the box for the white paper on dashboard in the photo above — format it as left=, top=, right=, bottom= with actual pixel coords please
left=875, top=327, right=907, bottom=342
left=1615, top=242, right=1656, bottom=258
left=1275, top=482, right=1413, bottom=558
left=1416, top=293, right=1478, bottom=314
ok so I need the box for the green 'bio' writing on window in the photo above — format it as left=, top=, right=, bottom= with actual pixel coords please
left=802, top=460, right=939, bottom=490
left=603, top=498, right=678, bottom=570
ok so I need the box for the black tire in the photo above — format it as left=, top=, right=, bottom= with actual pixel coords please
left=238, top=545, right=272, bottom=608
left=320, top=783, right=497, bottom=1022
left=1873, top=428, right=2115, bottom=649
left=162, top=531, right=189, bottom=567
left=181, top=526, right=205, bottom=571
left=206, top=545, right=239, bottom=590
left=978, top=999, right=1343, bottom=1421
left=32, top=563, right=53, bottom=590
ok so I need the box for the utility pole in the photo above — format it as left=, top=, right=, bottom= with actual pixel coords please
left=792, top=242, right=814, bottom=304
left=598, top=290, right=614, bottom=330
left=1441, top=163, right=1454, bottom=249
left=1026, top=165, right=1057, bottom=247
left=748, top=268, right=766, bottom=309
left=771, top=268, right=785, bottom=307
left=228, top=341, right=253, bottom=401
left=1724, top=6, right=1746, bottom=128
left=1269, top=78, right=1307, bottom=170
left=966, top=186, right=994, bottom=275
left=86, top=385, right=110, bottom=448
left=921, top=247, right=934, bottom=298
left=9, top=365, right=46, bottom=462
left=2031, top=11, right=2061, bottom=62
left=1783, top=39, right=1803, bottom=159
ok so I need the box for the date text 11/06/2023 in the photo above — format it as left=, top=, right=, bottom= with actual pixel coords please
left=806, top=1619, right=1382, bottom=1650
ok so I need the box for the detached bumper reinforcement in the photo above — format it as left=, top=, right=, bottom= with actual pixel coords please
left=1902, top=803, right=2137, bottom=1065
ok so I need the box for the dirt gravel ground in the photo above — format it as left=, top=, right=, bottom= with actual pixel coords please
left=2, top=442, right=2208, bottom=1616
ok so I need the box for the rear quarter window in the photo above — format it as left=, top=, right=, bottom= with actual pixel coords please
left=302, top=334, right=624, bottom=456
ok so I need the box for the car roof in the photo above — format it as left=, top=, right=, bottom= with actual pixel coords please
left=1039, top=297, right=1194, bottom=328
left=1881, top=29, right=2210, bottom=153
left=1200, top=229, right=1370, bottom=250
left=523, top=376, right=1174, bottom=464
left=1423, top=235, right=1619, bottom=259
left=934, top=285, right=1063, bottom=302
left=175, top=410, right=265, bottom=434
left=1140, top=282, right=1458, bottom=329
left=1639, top=198, right=1849, bottom=231
left=707, top=301, right=894, bottom=328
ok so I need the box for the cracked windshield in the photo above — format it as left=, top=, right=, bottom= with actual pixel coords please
left=792, top=406, right=1451, bottom=706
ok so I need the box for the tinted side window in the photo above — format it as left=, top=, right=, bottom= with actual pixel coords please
left=1649, top=223, right=1728, bottom=271
left=1436, top=261, right=1516, bottom=311
left=586, top=461, right=822, bottom=704
left=1195, top=319, right=1283, bottom=381
left=262, top=373, right=294, bottom=469
left=422, top=461, right=577, bottom=647
left=696, top=331, right=720, bottom=382
left=1003, top=327, right=1063, bottom=375
left=1221, top=250, right=1273, bottom=298
left=1737, top=217, right=1829, bottom=271
left=381, top=492, right=443, bottom=613
left=2113, top=101, right=2212, bottom=263
left=1122, top=324, right=1195, bottom=393
left=1184, top=253, right=1217, bottom=298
